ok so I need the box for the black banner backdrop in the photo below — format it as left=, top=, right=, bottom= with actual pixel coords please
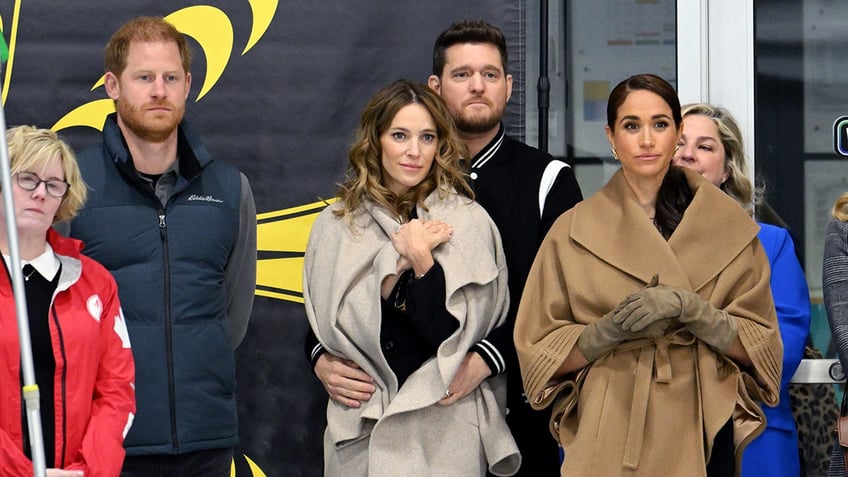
left=2, top=1, right=525, bottom=475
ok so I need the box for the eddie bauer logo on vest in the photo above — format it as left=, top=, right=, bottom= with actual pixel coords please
left=187, top=194, right=225, bottom=203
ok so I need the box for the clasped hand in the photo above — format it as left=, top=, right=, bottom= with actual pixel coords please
left=578, top=275, right=737, bottom=361
left=577, top=275, right=673, bottom=361
left=611, top=275, right=737, bottom=352
left=612, top=274, right=682, bottom=334
left=391, top=219, right=453, bottom=273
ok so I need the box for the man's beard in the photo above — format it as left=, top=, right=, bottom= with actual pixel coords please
left=116, top=100, right=184, bottom=143
left=452, top=101, right=504, bottom=135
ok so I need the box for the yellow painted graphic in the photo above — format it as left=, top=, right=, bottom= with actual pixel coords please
left=167, top=6, right=234, bottom=100
left=244, top=0, right=277, bottom=54
left=51, top=98, right=116, bottom=132
left=29, top=1, right=273, bottom=130
left=257, top=199, right=335, bottom=303
left=0, top=0, right=22, bottom=104
left=229, top=454, right=269, bottom=477
left=244, top=455, right=268, bottom=477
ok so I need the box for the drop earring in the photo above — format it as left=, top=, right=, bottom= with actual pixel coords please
left=611, top=148, right=620, bottom=161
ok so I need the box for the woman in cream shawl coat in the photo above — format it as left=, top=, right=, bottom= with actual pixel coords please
left=514, top=74, right=782, bottom=477
left=303, top=80, right=519, bottom=477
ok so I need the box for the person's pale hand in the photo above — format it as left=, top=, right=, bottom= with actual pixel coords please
left=314, top=353, right=376, bottom=408
left=391, top=219, right=452, bottom=258
left=421, top=219, right=453, bottom=249
left=46, top=470, right=84, bottom=477
left=439, top=352, right=491, bottom=406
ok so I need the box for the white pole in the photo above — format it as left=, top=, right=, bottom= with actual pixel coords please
left=0, top=76, right=47, bottom=477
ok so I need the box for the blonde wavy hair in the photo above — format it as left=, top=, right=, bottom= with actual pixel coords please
left=5, top=125, right=87, bottom=223
left=335, top=79, right=471, bottom=220
left=833, top=192, right=848, bottom=222
left=681, top=103, right=763, bottom=217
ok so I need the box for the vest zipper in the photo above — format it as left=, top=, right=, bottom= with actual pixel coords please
left=159, top=210, right=179, bottom=453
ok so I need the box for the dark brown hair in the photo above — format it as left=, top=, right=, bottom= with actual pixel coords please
left=432, top=20, right=508, bottom=77
left=607, top=74, right=689, bottom=239
left=606, top=73, right=682, bottom=131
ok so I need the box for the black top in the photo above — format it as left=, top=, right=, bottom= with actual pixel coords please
left=18, top=263, right=60, bottom=468
left=304, top=260, right=456, bottom=387
left=379, top=263, right=457, bottom=387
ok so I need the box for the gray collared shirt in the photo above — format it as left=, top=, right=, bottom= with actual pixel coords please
left=137, top=158, right=179, bottom=206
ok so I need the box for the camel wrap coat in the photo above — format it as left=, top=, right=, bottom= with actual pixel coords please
left=515, top=167, right=782, bottom=476
left=303, top=190, right=520, bottom=477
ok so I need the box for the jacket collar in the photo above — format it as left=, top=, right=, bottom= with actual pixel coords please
left=470, top=123, right=506, bottom=169
left=47, top=227, right=83, bottom=258
left=101, top=113, right=213, bottom=182
left=570, top=167, right=759, bottom=291
left=0, top=229, right=84, bottom=296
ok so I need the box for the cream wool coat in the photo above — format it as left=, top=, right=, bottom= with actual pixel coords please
left=515, top=168, right=782, bottom=476
left=303, top=190, right=520, bottom=477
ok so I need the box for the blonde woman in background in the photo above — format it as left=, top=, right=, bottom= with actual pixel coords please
left=825, top=192, right=848, bottom=477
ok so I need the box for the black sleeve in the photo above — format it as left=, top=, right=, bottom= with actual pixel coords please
left=540, top=165, right=583, bottom=239
left=406, top=262, right=459, bottom=349
left=303, top=326, right=326, bottom=371
left=470, top=315, right=513, bottom=376
left=467, top=164, right=584, bottom=378
left=411, top=265, right=511, bottom=377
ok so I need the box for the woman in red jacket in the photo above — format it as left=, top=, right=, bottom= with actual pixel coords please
left=0, top=125, right=135, bottom=477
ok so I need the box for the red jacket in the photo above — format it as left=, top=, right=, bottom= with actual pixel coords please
left=0, top=229, right=135, bottom=476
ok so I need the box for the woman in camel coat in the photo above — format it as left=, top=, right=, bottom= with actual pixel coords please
left=514, top=74, right=782, bottom=476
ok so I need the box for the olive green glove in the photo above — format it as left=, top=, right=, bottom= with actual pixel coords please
left=577, top=276, right=672, bottom=362
left=614, top=283, right=737, bottom=352
left=676, top=288, right=737, bottom=352
left=613, top=275, right=679, bottom=332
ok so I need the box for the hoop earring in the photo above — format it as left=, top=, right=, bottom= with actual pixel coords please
left=611, top=148, right=620, bottom=161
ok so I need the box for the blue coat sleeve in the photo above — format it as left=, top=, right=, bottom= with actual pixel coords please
left=759, top=224, right=811, bottom=392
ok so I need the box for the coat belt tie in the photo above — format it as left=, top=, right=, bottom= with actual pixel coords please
left=616, top=330, right=696, bottom=469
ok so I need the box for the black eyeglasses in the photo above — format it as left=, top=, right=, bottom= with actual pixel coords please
left=16, top=171, right=70, bottom=198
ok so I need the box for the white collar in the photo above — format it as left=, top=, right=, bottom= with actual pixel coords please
left=4, top=243, right=59, bottom=281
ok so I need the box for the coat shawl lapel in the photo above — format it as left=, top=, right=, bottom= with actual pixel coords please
left=570, top=167, right=759, bottom=292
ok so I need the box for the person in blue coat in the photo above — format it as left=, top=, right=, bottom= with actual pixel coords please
left=673, top=103, right=810, bottom=477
